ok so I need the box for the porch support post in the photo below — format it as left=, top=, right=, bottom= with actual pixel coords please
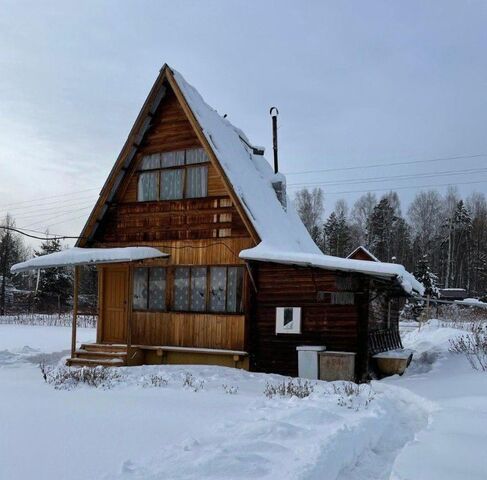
left=71, top=265, right=80, bottom=358
left=126, top=265, right=133, bottom=364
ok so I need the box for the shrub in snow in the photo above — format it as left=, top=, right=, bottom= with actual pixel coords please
left=221, top=384, right=239, bottom=395
left=40, top=363, right=121, bottom=390
left=331, top=382, right=375, bottom=410
left=142, top=374, right=169, bottom=388
left=182, top=372, right=205, bottom=392
left=264, top=378, right=314, bottom=399
left=449, top=323, right=487, bottom=371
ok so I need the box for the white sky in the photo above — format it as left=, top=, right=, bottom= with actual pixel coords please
left=1, top=0, right=486, bottom=248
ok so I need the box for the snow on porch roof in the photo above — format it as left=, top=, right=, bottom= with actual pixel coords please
left=10, top=247, right=168, bottom=273
left=240, top=246, right=425, bottom=296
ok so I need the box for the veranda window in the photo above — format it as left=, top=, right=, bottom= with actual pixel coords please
left=132, top=267, right=167, bottom=311
left=137, top=148, right=209, bottom=201
left=172, top=266, right=244, bottom=313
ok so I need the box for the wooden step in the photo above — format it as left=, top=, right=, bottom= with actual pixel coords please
left=66, top=357, right=125, bottom=367
left=80, top=343, right=127, bottom=353
left=74, top=350, right=127, bottom=361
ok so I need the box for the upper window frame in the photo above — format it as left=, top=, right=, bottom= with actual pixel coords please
left=137, top=148, right=210, bottom=202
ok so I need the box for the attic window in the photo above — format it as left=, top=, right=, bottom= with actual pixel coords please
left=137, top=148, right=209, bottom=201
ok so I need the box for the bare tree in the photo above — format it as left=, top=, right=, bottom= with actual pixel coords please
left=294, top=188, right=324, bottom=247
left=350, top=193, right=377, bottom=246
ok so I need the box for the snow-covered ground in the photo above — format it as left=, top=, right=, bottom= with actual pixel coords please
left=0, top=321, right=486, bottom=479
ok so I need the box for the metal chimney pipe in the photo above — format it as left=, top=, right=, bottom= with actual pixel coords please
left=270, top=107, right=279, bottom=173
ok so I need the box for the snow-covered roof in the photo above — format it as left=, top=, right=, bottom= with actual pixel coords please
left=172, top=69, right=321, bottom=256
left=240, top=246, right=425, bottom=295
left=171, top=69, right=422, bottom=296
left=346, top=245, right=380, bottom=262
left=11, top=247, right=167, bottom=273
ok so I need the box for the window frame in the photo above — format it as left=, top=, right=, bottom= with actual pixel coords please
left=137, top=148, right=209, bottom=202
left=170, top=265, right=245, bottom=315
left=132, top=267, right=167, bottom=312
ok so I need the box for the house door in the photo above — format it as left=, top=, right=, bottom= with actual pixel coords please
left=101, top=266, right=128, bottom=343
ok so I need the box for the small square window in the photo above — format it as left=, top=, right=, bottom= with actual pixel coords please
left=276, top=307, right=301, bottom=334
left=331, top=292, right=355, bottom=305
left=138, top=172, right=159, bottom=201
left=160, top=169, right=184, bottom=200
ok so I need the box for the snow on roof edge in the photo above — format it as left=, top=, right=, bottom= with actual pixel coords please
left=240, top=245, right=425, bottom=296
left=11, top=247, right=167, bottom=273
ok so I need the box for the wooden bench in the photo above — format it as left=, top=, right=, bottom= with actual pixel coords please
left=131, top=345, right=248, bottom=368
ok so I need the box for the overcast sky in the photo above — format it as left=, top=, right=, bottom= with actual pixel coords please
left=1, top=0, right=486, bottom=248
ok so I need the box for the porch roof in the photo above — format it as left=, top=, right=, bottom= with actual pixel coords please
left=10, top=247, right=168, bottom=273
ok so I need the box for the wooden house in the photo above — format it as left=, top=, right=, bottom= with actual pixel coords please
left=347, top=246, right=380, bottom=262
left=12, top=65, right=423, bottom=380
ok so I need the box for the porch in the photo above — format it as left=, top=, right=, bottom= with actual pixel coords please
left=68, top=342, right=249, bottom=369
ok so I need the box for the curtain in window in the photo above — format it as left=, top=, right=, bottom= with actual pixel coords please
left=148, top=268, right=166, bottom=311
left=226, top=267, right=243, bottom=313
left=190, top=267, right=207, bottom=311
left=141, top=153, right=160, bottom=170
left=138, top=172, right=158, bottom=201
left=161, top=151, right=185, bottom=168
left=186, top=148, right=208, bottom=165
left=173, top=267, right=190, bottom=311
left=185, top=166, right=208, bottom=199
left=160, top=169, right=184, bottom=200
left=133, top=268, right=148, bottom=310
left=210, top=266, right=227, bottom=312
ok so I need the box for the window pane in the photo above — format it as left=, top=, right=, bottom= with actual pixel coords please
left=138, top=172, right=158, bottom=201
left=190, top=267, right=207, bottom=312
left=226, top=267, right=244, bottom=313
left=141, top=153, right=160, bottom=170
left=160, top=169, right=184, bottom=200
left=210, top=267, right=227, bottom=312
left=185, top=166, right=208, bottom=199
left=186, top=148, right=208, bottom=165
left=161, top=150, right=185, bottom=168
left=133, top=268, right=148, bottom=310
left=173, top=267, right=190, bottom=311
left=148, top=268, right=166, bottom=311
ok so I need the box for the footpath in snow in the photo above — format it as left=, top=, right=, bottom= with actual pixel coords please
left=0, top=321, right=486, bottom=479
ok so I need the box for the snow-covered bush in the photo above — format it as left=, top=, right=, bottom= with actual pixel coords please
left=142, top=374, right=169, bottom=388
left=221, top=384, right=239, bottom=394
left=264, top=378, right=314, bottom=399
left=182, top=372, right=205, bottom=392
left=449, top=323, right=487, bottom=371
left=40, top=364, right=121, bottom=389
left=331, top=382, right=375, bottom=410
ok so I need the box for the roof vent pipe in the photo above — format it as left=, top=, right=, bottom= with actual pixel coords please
left=270, top=107, right=279, bottom=174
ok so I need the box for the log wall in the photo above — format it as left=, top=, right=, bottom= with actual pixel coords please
left=249, top=263, right=370, bottom=378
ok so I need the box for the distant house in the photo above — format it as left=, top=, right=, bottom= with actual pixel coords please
left=12, top=65, right=423, bottom=380
left=347, top=246, right=380, bottom=262
left=439, top=288, right=468, bottom=301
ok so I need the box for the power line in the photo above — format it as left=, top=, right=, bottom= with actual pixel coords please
left=283, top=153, right=487, bottom=176
left=0, top=193, right=97, bottom=215
left=0, top=187, right=99, bottom=210
left=11, top=203, right=95, bottom=222
left=294, top=178, right=487, bottom=196
left=287, top=166, right=487, bottom=188
left=22, top=206, right=93, bottom=229
left=0, top=225, right=81, bottom=241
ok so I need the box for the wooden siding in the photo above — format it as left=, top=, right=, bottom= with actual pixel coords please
left=131, top=312, right=245, bottom=350
left=249, top=263, right=370, bottom=378
left=96, top=197, right=248, bottom=243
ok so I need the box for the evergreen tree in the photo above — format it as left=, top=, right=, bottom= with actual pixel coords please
left=414, top=255, right=439, bottom=297
left=0, top=215, right=27, bottom=314
left=323, top=211, right=351, bottom=257
left=34, top=238, right=72, bottom=310
left=366, top=197, right=397, bottom=261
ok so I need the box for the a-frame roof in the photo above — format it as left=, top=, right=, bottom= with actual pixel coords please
left=346, top=245, right=380, bottom=262
left=78, top=65, right=320, bottom=256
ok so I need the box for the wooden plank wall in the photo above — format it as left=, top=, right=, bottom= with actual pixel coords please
left=132, top=312, right=245, bottom=350
left=249, top=262, right=370, bottom=377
